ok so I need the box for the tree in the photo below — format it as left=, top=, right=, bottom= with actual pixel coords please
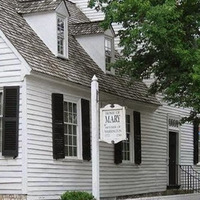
left=89, top=0, right=200, bottom=122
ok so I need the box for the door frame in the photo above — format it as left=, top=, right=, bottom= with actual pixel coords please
left=167, top=115, right=181, bottom=187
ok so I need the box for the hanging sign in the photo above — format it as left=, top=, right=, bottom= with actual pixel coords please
left=100, top=104, right=126, bottom=144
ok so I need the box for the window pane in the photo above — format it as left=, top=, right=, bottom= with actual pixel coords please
left=73, top=147, right=77, bottom=157
left=73, top=114, right=77, bottom=124
left=69, top=125, right=72, bottom=135
left=73, top=103, right=77, bottom=114
left=69, top=113, right=72, bottom=123
left=105, top=38, right=111, bottom=50
left=64, top=112, right=68, bottom=122
left=64, top=101, right=68, bottom=111
left=69, top=102, right=72, bottom=113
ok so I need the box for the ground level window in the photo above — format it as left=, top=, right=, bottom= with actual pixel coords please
left=122, top=114, right=131, bottom=161
left=64, top=101, right=78, bottom=157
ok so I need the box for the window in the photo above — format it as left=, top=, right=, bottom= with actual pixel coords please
left=57, top=16, right=65, bottom=56
left=52, top=94, right=91, bottom=160
left=122, top=114, right=134, bottom=162
left=105, top=38, right=113, bottom=72
left=114, top=111, right=141, bottom=165
left=0, top=92, right=2, bottom=152
left=122, top=115, right=131, bottom=161
left=64, top=101, right=78, bottom=157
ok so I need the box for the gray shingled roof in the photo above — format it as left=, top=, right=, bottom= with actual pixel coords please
left=0, top=0, right=160, bottom=106
left=17, top=0, right=90, bottom=24
left=69, top=21, right=104, bottom=36
left=65, top=1, right=90, bottom=24
left=17, top=0, right=62, bottom=14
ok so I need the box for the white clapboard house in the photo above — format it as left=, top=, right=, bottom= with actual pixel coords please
left=0, top=0, right=199, bottom=200
left=70, top=0, right=200, bottom=196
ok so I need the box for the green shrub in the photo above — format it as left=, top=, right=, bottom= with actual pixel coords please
left=61, top=191, right=96, bottom=200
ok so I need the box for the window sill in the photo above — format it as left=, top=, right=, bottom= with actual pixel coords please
left=62, top=157, right=84, bottom=163
left=119, top=161, right=141, bottom=168
left=57, top=54, right=68, bottom=60
left=62, top=157, right=91, bottom=163
left=122, top=161, right=134, bottom=165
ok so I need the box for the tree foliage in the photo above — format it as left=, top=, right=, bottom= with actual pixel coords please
left=89, top=0, right=200, bottom=121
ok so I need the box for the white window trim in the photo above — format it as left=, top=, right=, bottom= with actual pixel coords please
left=57, top=14, right=68, bottom=59
left=104, top=36, right=115, bottom=74
left=63, top=97, right=82, bottom=160
left=122, top=110, right=134, bottom=164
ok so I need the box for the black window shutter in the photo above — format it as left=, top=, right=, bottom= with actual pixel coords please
left=2, top=86, right=19, bottom=158
left=81, top=99, right=91, bottom=161
left=194, top=121, right=199, bottom=165
left=114, top=142, right=122, bottom=164
left=134, top=111, right=141, bottom=165
left=52, top=93, right=65, bottom=159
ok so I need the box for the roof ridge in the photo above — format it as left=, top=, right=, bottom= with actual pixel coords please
left=18, top=0, right=55, bottom=2
left=65, top=0, right=75, bottom=5
left=71, top=21, right=104, bottom=25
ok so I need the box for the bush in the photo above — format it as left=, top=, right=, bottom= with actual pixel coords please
left=61, top=191, right=96, bottom=200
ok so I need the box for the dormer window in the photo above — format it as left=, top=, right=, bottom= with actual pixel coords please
left=22, top=0, right=69, bottom=58
left=57, top=16, right=66, bottom=56
left=105, top=36, right=115, bottom=74
left=105, top=38, right=112, bottom=72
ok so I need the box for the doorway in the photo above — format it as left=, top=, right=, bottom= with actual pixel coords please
left=168, top=131, right=179, bottom=188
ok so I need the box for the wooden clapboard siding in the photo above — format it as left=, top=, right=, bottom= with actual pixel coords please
left=0, top=36, right=24, bottom=194
left=181, top=123, right=193, bottom=165
left=156, top=99, right=200, bottom=175
left=99, top=111, right=167, bottom=198
left=25, top=76, right=196, bottom=199
left=26, top=77, right=92, bottom=200
left=157, top=97, right=194, bottom=166
left=26, top=76, right=168, bottom=199
left=70, top=0, right=104, bottom=22
left=67, top=0, right=199, bottom=194
left=0, top=37, right=22, bottom=85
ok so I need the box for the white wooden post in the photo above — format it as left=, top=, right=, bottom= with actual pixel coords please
left=91, top=75, right=100, bottom=200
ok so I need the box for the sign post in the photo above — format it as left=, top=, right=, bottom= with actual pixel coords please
left=91, top=78, right=126, bottom=200
left=91, top=75, right=99, bottom=200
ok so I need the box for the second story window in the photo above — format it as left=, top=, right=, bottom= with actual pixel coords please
left=57, top=16, right=65, bottom=56
left=105, top=38, right=113, bottom=72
